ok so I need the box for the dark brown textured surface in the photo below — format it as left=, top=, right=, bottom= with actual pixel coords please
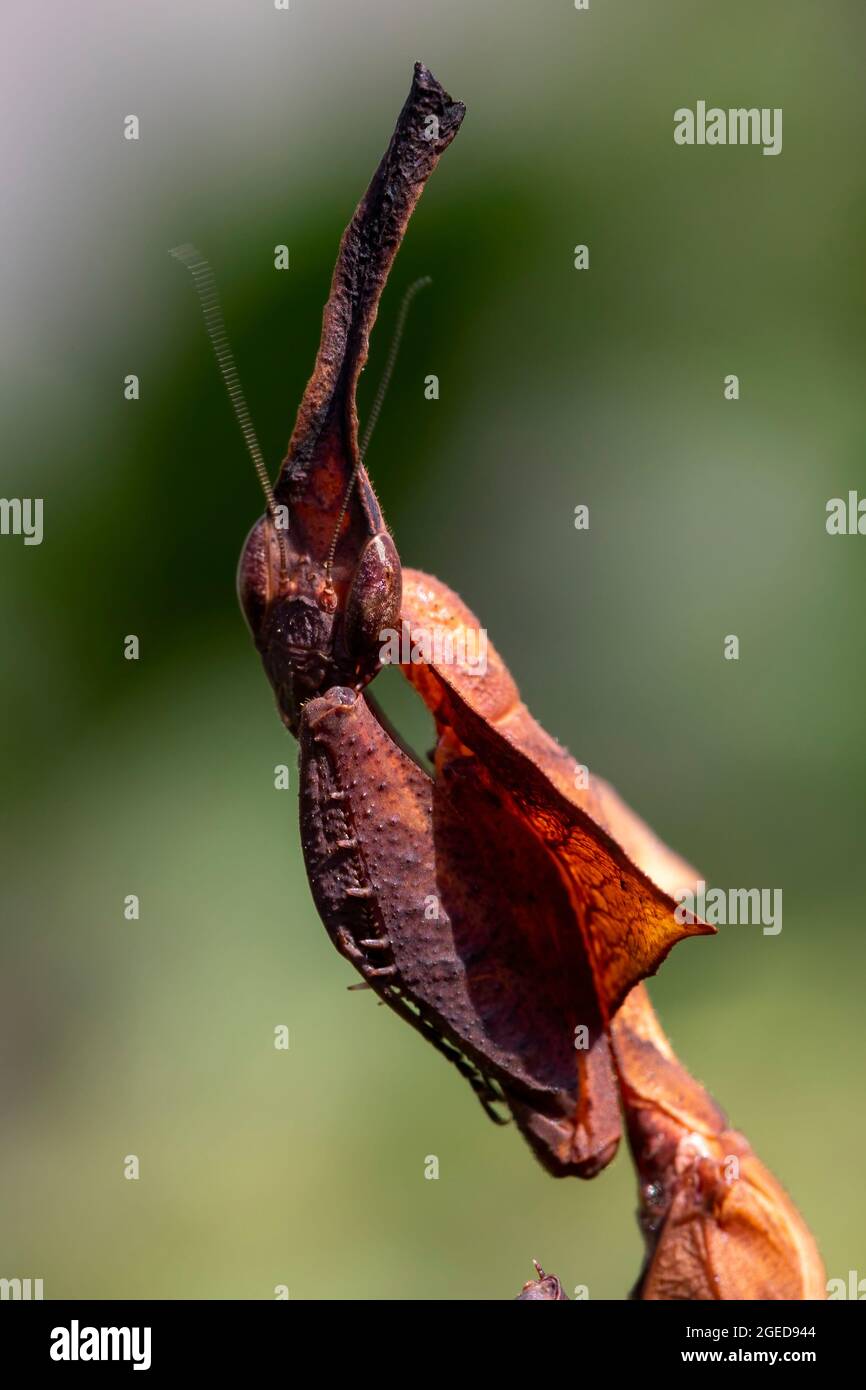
left=275, top=61, right=465, bottom=558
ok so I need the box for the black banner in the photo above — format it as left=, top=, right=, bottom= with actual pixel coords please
left=3, top=1298, right=861, bottom=1374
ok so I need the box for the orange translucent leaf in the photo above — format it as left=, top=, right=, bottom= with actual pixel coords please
left=400, top=569, right=712, bottom=1017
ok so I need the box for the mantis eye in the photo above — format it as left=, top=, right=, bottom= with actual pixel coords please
left=344, top=532, right=401, bottom=670
left=237, top=514, right=282, bottom=639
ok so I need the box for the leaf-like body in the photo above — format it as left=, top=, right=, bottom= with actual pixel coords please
left=400, top=569, right=712, bottom=1015
left=612, top=985, right=826, bottom=1300
left=298, top=687, right=619, bottom=1175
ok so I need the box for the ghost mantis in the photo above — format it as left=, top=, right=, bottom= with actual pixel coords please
left=175, top=63, right=824, bottom=1300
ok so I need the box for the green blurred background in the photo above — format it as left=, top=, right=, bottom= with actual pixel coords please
left=2, top=0, right=864, bottom=1299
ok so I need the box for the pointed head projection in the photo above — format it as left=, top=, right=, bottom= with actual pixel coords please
left=231, top=63, right=463, bottom=732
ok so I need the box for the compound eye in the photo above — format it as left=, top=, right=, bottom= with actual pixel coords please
left=344, top=532, right=402, bottom=671
left=237, top=514, right=282, bottom=636
left=236, top=518, right=267, bottom=635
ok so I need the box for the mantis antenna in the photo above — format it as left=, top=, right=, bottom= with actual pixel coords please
left=170, top=244, right=289, bottom=576
left=324, top=275, right=432, bottom=584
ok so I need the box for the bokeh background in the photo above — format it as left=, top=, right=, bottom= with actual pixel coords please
left=2, top=0, right=864, bottom=1299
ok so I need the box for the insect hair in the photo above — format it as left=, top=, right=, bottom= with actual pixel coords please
left=170, top=243, right=289, bottom=576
